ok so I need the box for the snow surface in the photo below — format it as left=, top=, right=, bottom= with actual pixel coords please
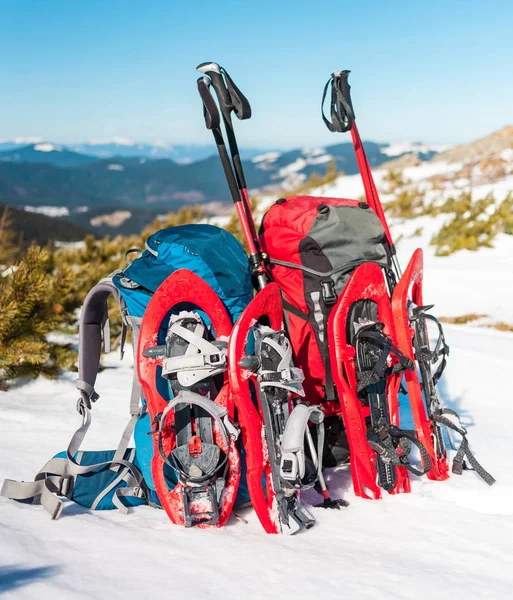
left=33, top=143, right=61, bottom=153
left=1, top=327, right=512, bottom=599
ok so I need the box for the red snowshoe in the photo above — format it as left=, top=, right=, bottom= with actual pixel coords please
left=137, top=269, right=241, bottom=528
left=228, top=282, right=320, bottom=533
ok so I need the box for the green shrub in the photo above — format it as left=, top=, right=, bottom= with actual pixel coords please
left=0, top=246, right=76, bottom=389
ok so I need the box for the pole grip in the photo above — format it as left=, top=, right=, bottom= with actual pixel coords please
left=197, top=62, right=251, bottom=121
left=197, top=77, right=220, bottom=130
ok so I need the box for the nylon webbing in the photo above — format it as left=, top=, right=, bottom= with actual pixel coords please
left=432, top=409, right=495, bottom=486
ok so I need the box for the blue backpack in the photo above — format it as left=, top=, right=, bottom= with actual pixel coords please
left=1, top=224, right=254, bottom=519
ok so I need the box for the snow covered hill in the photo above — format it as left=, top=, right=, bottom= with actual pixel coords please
left=0, top=326, right=512, bottom=599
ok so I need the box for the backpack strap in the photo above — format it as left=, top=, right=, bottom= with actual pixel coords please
left=1, top=273, right=147, bottom=518
left=77, top=274, right=125, bottom=408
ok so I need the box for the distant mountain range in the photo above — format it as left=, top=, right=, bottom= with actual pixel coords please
left=0, top=138, right=267, bottom=164
left=0, top=137, right=444, bottom=236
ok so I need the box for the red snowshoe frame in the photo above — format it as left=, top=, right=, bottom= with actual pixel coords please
left=392, top=249, right=450, bottom=481
left=137, top=269, right=241, bottom=528
left=228, top=282, right=284, bottom=534
left=328, top=263, right=411, bottom=498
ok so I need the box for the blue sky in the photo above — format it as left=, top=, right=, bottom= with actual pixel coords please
left=0, top=0, right=512, bottom=148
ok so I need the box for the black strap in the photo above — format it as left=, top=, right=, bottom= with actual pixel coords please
left=432, top=409, right=496, bottom=486
left=424, top=314, right=449, bottom=385
left=355, top=326, right=414, bottom=393
left=368, top=422, right=431, bottom=477
left=321, top=70, right=355, bottom=133
left=282, top=298, right=310, bottom=322
left=221, top=67, right=252, bottom=120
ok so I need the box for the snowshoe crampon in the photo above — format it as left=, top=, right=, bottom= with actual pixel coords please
left=137, top=269, right=240, bottom=528
left=229, top=283, right=317, bottom=534
left=328, top=263, right=419, bottom=499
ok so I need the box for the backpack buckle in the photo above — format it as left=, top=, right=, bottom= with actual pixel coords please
left=58, top=475, right=74, bottom=498
left=320, top=279, right=337, bottom=306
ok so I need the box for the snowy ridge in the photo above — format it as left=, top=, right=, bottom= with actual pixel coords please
left=33, top=143, right=62, bottom=153
left=381, top=141, right=450, bottom=157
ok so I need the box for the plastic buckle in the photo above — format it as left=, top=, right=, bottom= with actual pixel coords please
left=206, top=351, right=227, bottom=368
left=320, top=279, right=337, bottom=305
left=58, top=475, right=74, bottom=497
left=120, top=307, right=130, bottom=327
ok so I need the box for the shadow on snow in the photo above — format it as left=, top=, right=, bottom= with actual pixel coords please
left=0, top=565, right=60, bottom=594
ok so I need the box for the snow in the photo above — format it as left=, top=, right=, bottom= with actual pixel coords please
left=277, top=158, right=308, bottom=177
left=88, top=137, right=134, bottom=146
left=1, top=325, right=512, bottom=598
left=33, top=143, right=61, bottom=153
left=252, top=151, right=281, bottom=164
left=23, top=206, right=70, bottom=218
left=0, top=137, right=44, bottom=145
left=381, top=142, right=450, bottom=157
left=301, top=147, right=326, bottom=157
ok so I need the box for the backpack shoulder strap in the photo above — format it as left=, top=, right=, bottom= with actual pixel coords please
left=76, top=272, right=127, bottom=409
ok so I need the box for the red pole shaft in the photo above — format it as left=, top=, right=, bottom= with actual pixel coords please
left=240, top=187, right=259, bottom=246
left=351, top=124, right=394, bottom=248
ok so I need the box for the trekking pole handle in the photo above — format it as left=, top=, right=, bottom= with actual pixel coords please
left=197, top=62, right=252, bottom=121
left=197, top=62, right=233, bottom=116
left=197, top=77, right=220, bottom=130
left=322, top=70, right=354, bottom=133
left=332, top=70, right=354, bottom=115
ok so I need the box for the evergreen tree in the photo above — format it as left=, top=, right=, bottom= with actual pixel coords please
left=0, top=246, right=76, bottom=389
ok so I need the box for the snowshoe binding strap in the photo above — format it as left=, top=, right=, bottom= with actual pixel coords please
left=409, top=304, right=450, bottom=386
left=280, top=404, right=323, bottom=489
left=322, top=70, right=355, bottom=133
left=432, top=409, right=495, bottom=485
left=143, top=311, right=228, bottom=388
left=157, top=390, right=239, bottom=480
left=280, top=403, right=348, bottom=510
left=354, top=320, right=415, bottom=394
left=156, top=390, right=239, bottom=528
left=253, top=327, right=305, bottom=396
left=367, top=421, right=431, bottom=477
left=354, top=320, right=431, bottom=485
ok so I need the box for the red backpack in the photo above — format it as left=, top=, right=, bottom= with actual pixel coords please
left=259, top=195, right=391, bottom=406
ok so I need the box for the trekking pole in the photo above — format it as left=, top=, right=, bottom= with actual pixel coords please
left=196, top=63, right=259, bottom=250
left=321, top=70, right=402, bottom=278
left=197, top=74, right=268, bottom=290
